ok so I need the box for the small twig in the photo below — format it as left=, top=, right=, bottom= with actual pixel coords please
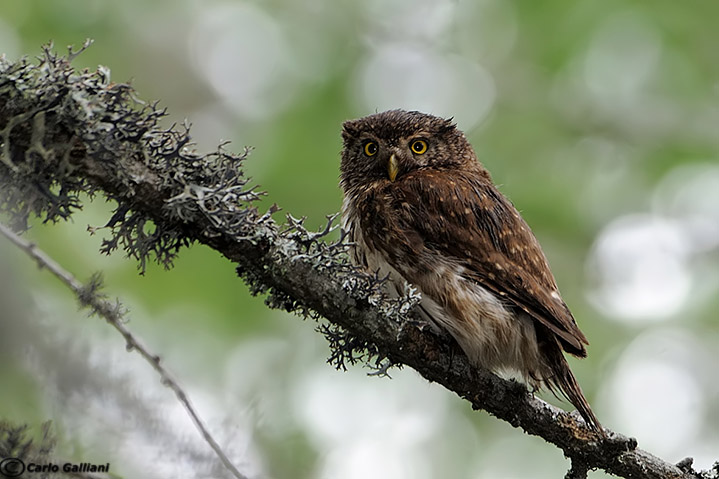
left=0, top=221, right=248, bottom=479
left=366, top=358, right=394, bottom=378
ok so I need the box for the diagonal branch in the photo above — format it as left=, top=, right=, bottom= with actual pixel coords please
left=0, top=221, right=248, bottom=479
left=1, top=44, right=714, bottom=479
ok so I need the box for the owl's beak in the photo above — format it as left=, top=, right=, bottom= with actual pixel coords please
left=387, top=154, right=399, bottom=182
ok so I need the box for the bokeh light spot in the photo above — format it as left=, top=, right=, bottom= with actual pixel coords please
left=189, top=4, right=295, bottom=120
left=604, top=330, right=705, bottom=457
left=355, top=45, right=495, bottom=131
left=584, top=10, right=662, bottom=107
left=587, top=214, right=691, bottom=322
left=653, top=163, right=719, bottom=252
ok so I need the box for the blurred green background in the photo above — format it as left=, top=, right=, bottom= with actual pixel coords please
left=1, top=1, right=718, bottom=478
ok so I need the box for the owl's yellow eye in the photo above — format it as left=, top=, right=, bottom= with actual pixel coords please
left=410, top=139, right=428, bottom=155
left=363, top=141, right=378, bottom=156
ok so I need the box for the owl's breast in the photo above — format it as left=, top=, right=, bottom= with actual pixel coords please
left=341, top=191, right=408, bottom=298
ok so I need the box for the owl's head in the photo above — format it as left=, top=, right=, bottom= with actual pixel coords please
left=340, top=109, right=476, bottom=190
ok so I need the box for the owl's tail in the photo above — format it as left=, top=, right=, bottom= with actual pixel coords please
left=544, top=344, right=605, bottom=438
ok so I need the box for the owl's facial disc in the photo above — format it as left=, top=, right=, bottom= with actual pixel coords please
left=387, top=153, right=399, bottom=182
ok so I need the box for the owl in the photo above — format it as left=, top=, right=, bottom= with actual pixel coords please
left=339, top=109, right=603, bottom=435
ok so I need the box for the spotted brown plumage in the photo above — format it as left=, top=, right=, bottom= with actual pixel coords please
left=340, top=109, right=603, bottom=435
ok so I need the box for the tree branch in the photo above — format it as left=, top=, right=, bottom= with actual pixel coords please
left=0, top=221, right=248, bottom=479
left=1, top=43, right=715, bottom=479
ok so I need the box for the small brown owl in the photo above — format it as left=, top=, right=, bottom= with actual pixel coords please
left=340, top=109, right=603, bottom=435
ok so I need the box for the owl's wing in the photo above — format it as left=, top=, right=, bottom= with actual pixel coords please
left=390, top=169, right=588, bottom=357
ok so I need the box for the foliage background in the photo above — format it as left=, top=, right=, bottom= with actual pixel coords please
left=1, top=1, right=718, bottom=478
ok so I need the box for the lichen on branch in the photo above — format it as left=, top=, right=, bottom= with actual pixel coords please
left=0, top=40, right=401, bottom=378
left=0, top=43, right=714, bottom=479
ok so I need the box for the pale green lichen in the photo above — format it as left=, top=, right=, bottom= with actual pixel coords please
left=0, top=42, right=419, bottom=372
